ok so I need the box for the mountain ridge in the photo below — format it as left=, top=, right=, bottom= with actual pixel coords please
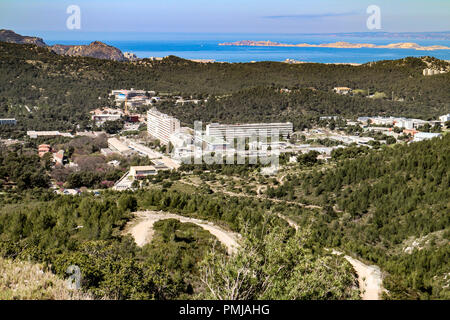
left=51, top=41, right=126, bottom=61
left=0, top=29, right=126, bottom=61
left=0, top=29, right=47, bottom=47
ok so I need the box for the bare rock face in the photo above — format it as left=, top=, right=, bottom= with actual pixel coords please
left=51, top=41, right=126, bottom=61
left=0, top=29, right=47, bottom=47
left=1, top=29, right=133, bottom=62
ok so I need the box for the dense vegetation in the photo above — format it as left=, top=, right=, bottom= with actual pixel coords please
left=268, top=135, right=450, bottom=299
left=0, top=42, right=449, bottom=136
left=162, top=85, right=449, bottom=130
left=0, top=172, right=359, bottom=299
left=0, top=131, right=448, bottom=300
left=1, top=41, right=449, bottom=300
left=200, top=227, right=359, bottom=300
left=0, top=144, right=51, bottom=190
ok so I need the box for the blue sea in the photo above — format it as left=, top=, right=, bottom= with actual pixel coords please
left=41, top=32, right=450, bottom=63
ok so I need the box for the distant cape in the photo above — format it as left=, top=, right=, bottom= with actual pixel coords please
left=219, top=40, right=450, bottom=51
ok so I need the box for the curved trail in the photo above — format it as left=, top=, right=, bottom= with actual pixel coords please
left=126, top=211, right=240, bottom=255
left=126, top=208, right=383, bottom=299
left=336, top=252, right=384, bottom=300
left=278, top=213, right=384, bottom=300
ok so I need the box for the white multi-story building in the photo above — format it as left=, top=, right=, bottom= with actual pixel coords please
left=147, top=108, right=180, bottom=145
left=394, top=118, right=429, bottom=130
left=206, top=122, right=293, bottom=141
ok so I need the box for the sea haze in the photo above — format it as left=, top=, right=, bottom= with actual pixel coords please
left=42, top=32, right=450, bottom=63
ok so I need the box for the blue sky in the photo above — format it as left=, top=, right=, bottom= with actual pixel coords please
left=1, top=0, right=449, bottom=36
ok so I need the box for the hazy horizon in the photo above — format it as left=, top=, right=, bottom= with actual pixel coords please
left=1, top=0, right=449, bottom=35
left=5, top=30, right=450, bottom=43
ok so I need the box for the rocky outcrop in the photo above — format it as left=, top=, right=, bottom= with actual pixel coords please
left=0, top=29, right=47, bottom=47
left=0, top=30, right=128, bottom=62
left=51, top=41, right=126, bottom=61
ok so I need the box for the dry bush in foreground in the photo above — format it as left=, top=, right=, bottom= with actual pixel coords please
left=0, top=257, right=93, bottom=300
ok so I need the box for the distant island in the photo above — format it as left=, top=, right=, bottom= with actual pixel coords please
left=219, top=40, right=450, bottom=51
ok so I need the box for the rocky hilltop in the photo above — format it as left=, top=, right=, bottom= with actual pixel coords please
left=220, top=40, right=450, bottom=51
left=51, top=41, right=126, bottom=61
left=0, top=29, right=47, bottom=47
left=0, top=29, right=128, bottom=61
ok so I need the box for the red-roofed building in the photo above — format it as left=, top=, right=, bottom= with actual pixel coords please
left=38, top=144, right=51, bottom=157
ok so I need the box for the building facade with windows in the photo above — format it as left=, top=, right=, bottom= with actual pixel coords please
left=206, top=122, right=293, bottom=141
left=147, top=108, right=180, bottom=145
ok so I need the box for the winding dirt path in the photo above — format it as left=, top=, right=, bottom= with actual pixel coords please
left=125, top=197, right=383, bottom=299
left=126, top=211, right=240, bottom=255
left=278, top=214, right=384, bottom=300
left=332, top=250, right=384, bottom=300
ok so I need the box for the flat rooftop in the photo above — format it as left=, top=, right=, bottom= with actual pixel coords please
left=130, top=166, right=156, bottom=171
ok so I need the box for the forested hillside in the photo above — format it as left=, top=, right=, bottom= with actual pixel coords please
left=0, top=42, right=449, bottom=135
left=1, top=40, right=449, bottom=300
left=0, top=142, right=360, bottom=300
left=0, top=185, right=360, bottom=299
left=161, top=86, right=447, bottom=130
left=0, top=126, right=448, bottom=299
left=269, top=135, right=450, bottom=299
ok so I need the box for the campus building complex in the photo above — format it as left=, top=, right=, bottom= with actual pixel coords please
left=357, top=116, right=430, bottom=130
left=147, top=108, right=180, bottom=145
left=205, top=122, right=294, bottom=141
left=90, top=108, right=123, bottom=126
